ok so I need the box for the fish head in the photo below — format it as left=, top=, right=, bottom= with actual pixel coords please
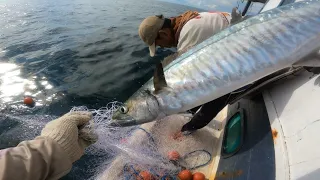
left=111, top=89, right=160, bottom=126
left=111, top=62, right=169, bottom=127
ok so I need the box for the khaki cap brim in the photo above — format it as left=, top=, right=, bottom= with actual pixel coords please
left=149, top=42, right=156, bottom=57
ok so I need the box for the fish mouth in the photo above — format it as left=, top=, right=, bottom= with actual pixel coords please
left=110, top=112, right=157, bottom=127
left=109, top=119, right=138, bottom=127
left=110, top=114, right=137, bottom=127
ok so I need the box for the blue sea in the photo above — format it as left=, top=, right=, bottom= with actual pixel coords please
left=0, top=0, right=237, bottom=179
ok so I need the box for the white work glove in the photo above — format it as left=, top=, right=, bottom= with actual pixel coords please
left=40, top=111, right=97, bottom=163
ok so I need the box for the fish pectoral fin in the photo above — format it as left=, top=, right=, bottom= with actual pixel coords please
left=230, top=7, right=243, bottom=25
left=153, top=62, right=167, bottom=93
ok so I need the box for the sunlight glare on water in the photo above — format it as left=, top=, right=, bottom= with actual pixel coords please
left=0, top=63, right=24, bottom=103
left=0, top=62, right=58, bottom=105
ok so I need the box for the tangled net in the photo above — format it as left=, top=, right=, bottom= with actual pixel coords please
left=0, top=100, right=216, bottom=180
left=69, top=101, right=214, bottom=180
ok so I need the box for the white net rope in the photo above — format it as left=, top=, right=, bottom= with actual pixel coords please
left=69, top=101, right=213, bottom=180
left=0, top=101, right=214, bottom=180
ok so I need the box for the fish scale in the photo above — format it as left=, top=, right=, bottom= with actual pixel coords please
left=112, top=0, right=320, bottom=126
left=158, top=0, right=320, bottom=113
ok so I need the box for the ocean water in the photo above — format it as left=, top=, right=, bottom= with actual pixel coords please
left=0, top=0, right=208, bottom=114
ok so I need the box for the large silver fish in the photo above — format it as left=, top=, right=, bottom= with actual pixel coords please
left=111, top=0, right=320, bottom=126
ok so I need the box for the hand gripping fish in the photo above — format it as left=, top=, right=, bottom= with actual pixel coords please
left=111, top=0, right=320, bottom=126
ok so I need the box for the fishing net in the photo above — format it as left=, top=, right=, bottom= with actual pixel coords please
left=69, top=101, right=218, bottom=180
left=0, top=101, right=220, bottom=180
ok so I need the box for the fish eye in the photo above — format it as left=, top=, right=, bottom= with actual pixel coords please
left=119, top=106, right=128, bottom=114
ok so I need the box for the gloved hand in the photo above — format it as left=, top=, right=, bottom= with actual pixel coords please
left=39, top=111, right=96, bottom=163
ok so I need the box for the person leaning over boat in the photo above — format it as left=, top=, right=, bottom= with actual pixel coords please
left=0, top=111, right=96, bottom=180
left=138, top=10, right=232, bottom=57
left=138, top=9, right=242, bottom=133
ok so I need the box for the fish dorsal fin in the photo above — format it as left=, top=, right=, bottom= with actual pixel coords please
left=153, top=63, right=167, bottom=93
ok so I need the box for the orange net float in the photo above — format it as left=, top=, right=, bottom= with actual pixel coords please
left=23, top=96, right=35, bottom=107
left=167, top=150, right=180, bottom=161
